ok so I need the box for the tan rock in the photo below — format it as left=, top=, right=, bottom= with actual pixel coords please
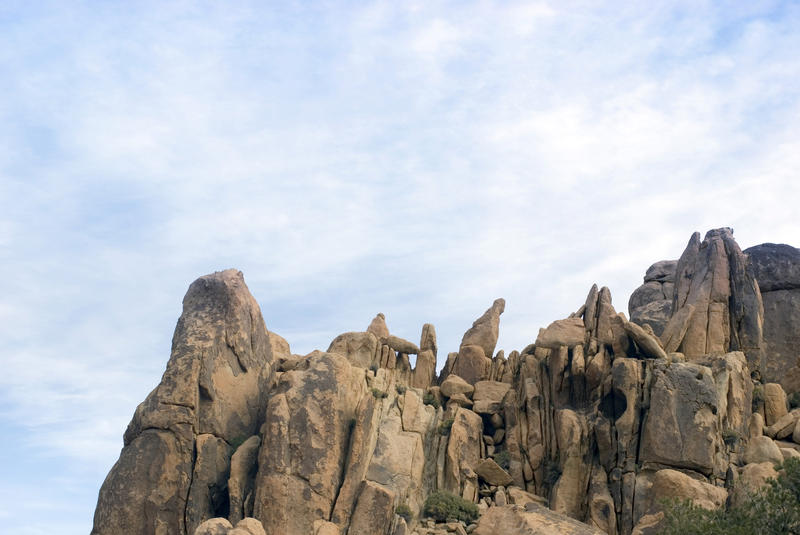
left=313, top=520, right=340, bottom=535
left=750, top=413, right=764, bottom=438
left=93, top=270, right=273, bottom=535
left=472, top=381, right=511, bottom=414
left=450, top=344, right=490, bottom=385
left=412, top=349, right=437, bottom=389
left=444, top=408, right=483, bottom=499
left=234, top=518, right=266, bottom=535
left=640, top=361, right=717, bottom=474
left=348, top=481, right=395, bottom=535
left=228, top=436, right=261, bottom=524
left=624, top=320, right=667, bottom=359
left=473, top=504, right=604, bottom=535
left=327, top=331, right=379, bottom=369
left=385, top=334, right=420, bottom=355
left=253, top=351, right=366, bottom=535
left=551, top=409, right=589, bottom=519
left=764, top=383, right=788, bottom=426
left=420, top=323, right=438, bottom=356
left=186, top=434, right=233, bottom=534
left=586, top=466, right=615, bottom=535
left=782, top=447, right=800, bottom=459
left=506, top=486, right=547, bottom=507
left=733, top=462, right=778, bottom=506
left=195, top=517, right=233, bottom=535
left=793, top=418, right=800, bottom=444
left=460, top=298, right=505, bottom=359
left=440, top=375, right=474, bottom=398
left=640, top=469, right=726, bottom=516
left=765, top=410, right=798, bottom=439
left=474, top=458, right=513, bottom=486
left=535, top=317, right=586, bottom=349
left=743, top=436, right=784, bottom=465
left=367, top=313, right=390, bottom=339
left=446, top=393, right=473, bottom=408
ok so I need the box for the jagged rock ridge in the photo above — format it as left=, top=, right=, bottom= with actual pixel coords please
left=93, top=229, right=800, bottom=535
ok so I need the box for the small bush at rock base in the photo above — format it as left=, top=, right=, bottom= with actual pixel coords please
left=438, top=418, right=454, bottom=435
left=371, top=387, right=388, bottom=399
left=423, top=491, right=479, bottom=523
left=423, top=392, right=441, bottom=409
left=396, top=384, right=407, bottom=395
left=662, top=458, right=800, bottom=535
left=395, top=503, right=413, bottom=523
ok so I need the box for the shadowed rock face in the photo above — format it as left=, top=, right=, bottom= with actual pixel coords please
left=93, top=230, right=800, bottom=535
left=744, top=243, right=800, bottom=389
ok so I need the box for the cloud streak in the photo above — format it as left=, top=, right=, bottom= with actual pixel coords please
left=1, top=1, right=799, bottom=532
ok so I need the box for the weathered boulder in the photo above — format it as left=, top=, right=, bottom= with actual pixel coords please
left=412, top=349, right=437, bottom=389
left=746, top=244, right=800, bottom=387
left=186, top=435, right=233, bottom=534
left=195, top=518, right=233, bottom=535
left=460, top=298, right=505, bottom=359
left=440, top=375, right=474, bottom=398
left=384, top=334, right=419, bottom=355
left=228, top=436, right=261, bottom=524
left=327, top=332, right=379, bottom=369
left=743, top=436, right=784, bottom=465
left=628, top=261, right=677, bottom=337
left=535, top=318, right=586, bottom=349
left=640, top=361, right=718, bottom=474
left=93, top=270, right=274, bottom=535
left=347, top=481, right=395, bottom=535
left=764, top=382, right=788, bottom=426
left=232, top=518, right=266, bottom=535
left=659, top=229, right=764, bottom=371
left=444, top=408, right=483, bottom=501
left=420, top=323, right=438, bottom=356
left=472, top=381, right=511, bottom=414
left=474, top=458, right=513, bottom=486
left=253, top=351, right=366, bottom=535
left=367, top=313, right=390, bottom=339
left=449, top=344, right=491, bottom=385
left=473, top=504, right=604, bottom=535
left=732, top=462, right=778, bottom=506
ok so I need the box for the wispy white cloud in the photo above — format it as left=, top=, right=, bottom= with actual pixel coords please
left=1, top=1, right=799, bottom=532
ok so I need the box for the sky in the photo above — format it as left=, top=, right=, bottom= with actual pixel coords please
left=1, top=1, right=799, bottom=533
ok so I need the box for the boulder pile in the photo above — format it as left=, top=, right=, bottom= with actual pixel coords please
left=91, top=229, right=800, bottom=535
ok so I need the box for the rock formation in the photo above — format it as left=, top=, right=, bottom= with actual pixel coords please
left=93, top=229, right=800, bottom=535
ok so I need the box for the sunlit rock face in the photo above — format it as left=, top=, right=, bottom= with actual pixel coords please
left=92, top=228, right=800, bottom=535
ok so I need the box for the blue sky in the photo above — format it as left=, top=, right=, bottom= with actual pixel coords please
left=1, top=1, right=799, bottom=533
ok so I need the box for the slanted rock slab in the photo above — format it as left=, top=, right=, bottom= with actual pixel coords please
left=474, top=458, right=513, bottom=487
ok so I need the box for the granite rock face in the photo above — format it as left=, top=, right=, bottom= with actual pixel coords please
left=93, top=229, right=800, bottom=535
left=745, top=243, right=800, bottom=389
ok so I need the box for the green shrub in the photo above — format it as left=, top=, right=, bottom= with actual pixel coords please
left=396, top=384, right=407, bottom=395
left=438, top=418, right=454, bottom=435
left=752, top=385, right=765, bottom=412
left=789, top=392, right=800, bottom=410
left=423, top=491, right=479, bottom=523
left=423, top=392, right=441, bottom=409
left=371, top=387, right=388, bottom=399
left=229, top=436, right=248, bottom=450
left=395, top=503, right=413, bottom=523
left=722, top=429, right=741, bottom=448
left=661, top=458, right=800, bottom=535
left=494, top=450, right=511, bottom=470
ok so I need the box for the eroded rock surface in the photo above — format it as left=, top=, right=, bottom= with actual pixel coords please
left=94, top=228, right=800, bottom=535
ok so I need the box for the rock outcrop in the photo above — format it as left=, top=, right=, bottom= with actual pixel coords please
left=93, top=229, right=800, bottom=535
left=744, top=243, right=800, bottom=389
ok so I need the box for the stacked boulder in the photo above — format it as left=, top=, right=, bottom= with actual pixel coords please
left=92, top=228, right=800, bottom=535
